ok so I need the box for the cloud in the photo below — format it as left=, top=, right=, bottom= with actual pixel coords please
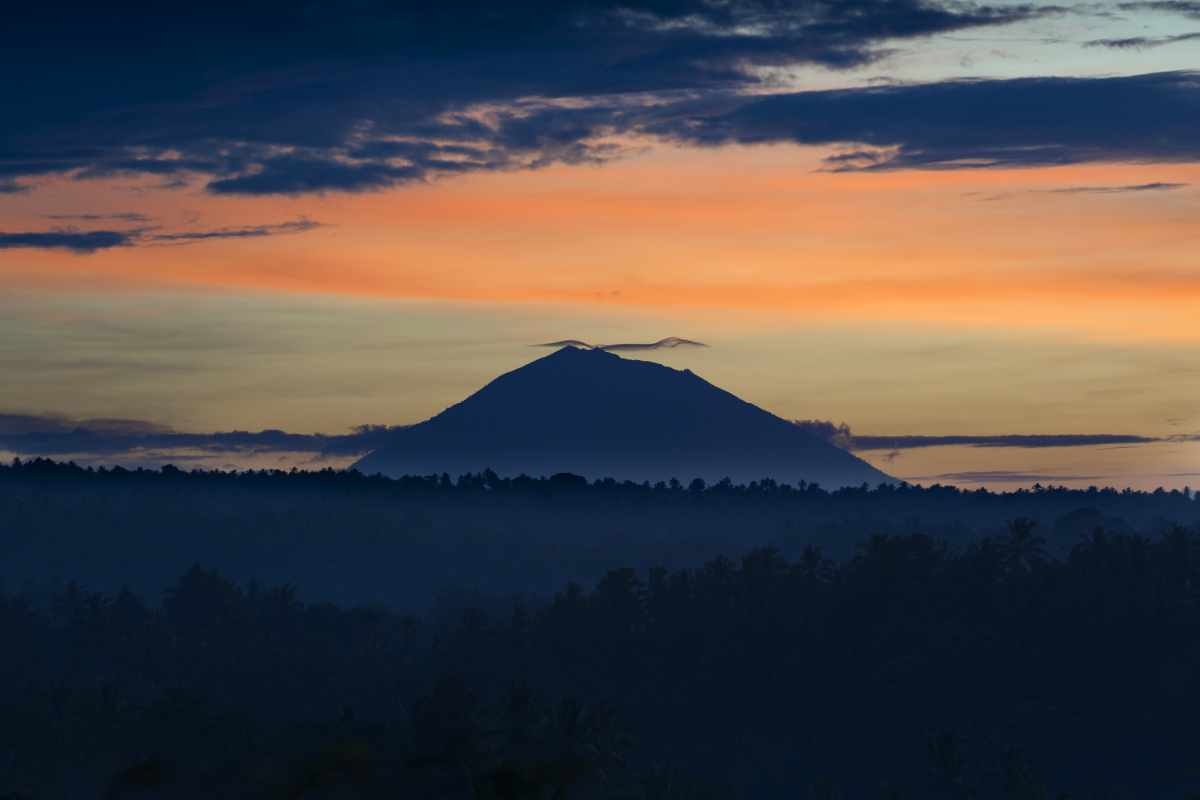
left=534, top=337, right=708, bottom=351
left=1041, top=182, right=1189, bottom=194
left=0, top=218, right=322, bottom=253
left=793, top=419, right=855, bottom=450
left=142, top=218, right=323, bottom=243
left=598, top=337, right=708, bottom=352
left=42, top=212, right=155, bottom=222
left=0, top=413, right=407, bottom=460
left=0, top=229, right=139, bottom=253
left=639, top=71, right=1200, bottom=170
left=1085, top=32, right=1200, bottom=48
left=793, top=419, right=1167, bottom=450
left=851, top=434, right=1163, bottom=449
left=0, top=0, right=1049, bottom=195
left=904, top=470, right=1109, bottom=483
left=5, top=411, right=1188, bottom=466
left=1117, top=1, right=1200, bottom=18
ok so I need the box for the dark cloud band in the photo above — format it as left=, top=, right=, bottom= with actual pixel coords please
left=638, top=71, right=1200, bottom=171
left=0, top=0, right=1104, bottom=196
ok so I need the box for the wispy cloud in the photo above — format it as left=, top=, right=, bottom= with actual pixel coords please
left=1117, top=1, right=1200, bottom=19
left=0, top=413, right=405, bottom=460
left=41, top=212, right=155, bottom=221
left=143, top=218, right=322, bottom=244
left=1042, top=182, right=1189, bottom=194
left=0, top=218, right=323, bottom=253
left=534, top=337, right=708, bottom=352
left=1084, top=32, right=1200, bottom=49
left=793, top=419, right=1186, bottom=451
left=903, top=470, right=1109, bottom=483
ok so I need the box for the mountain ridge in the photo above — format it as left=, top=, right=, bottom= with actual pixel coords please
left=351, top=346, right=896, bottom=488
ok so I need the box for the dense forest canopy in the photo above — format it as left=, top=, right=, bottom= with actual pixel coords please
left=1, top=457, right=1195, bottom=610
left=1, top=458, right=1197, bottom=799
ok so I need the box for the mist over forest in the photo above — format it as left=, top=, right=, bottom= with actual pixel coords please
left=2, top=458, right=1199, bottom=799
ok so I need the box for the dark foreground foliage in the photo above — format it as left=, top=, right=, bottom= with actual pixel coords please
left=2, top=511, right=1199, bottom=798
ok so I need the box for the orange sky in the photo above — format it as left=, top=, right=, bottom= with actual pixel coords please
left=4, top=145, right=1198, bottom=341
left=2, top=143, right=1198, bottom=488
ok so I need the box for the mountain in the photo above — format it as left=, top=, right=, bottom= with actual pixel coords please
left=351, top=346, right=896, bottom=488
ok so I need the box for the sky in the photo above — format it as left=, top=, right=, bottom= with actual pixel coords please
left=1, top=0, right=1198, bottom=489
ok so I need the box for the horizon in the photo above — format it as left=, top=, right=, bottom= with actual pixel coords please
left=1, top=342, right=1196, bottom=490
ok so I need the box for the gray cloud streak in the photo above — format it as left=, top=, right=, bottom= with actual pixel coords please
left=1084, top=32, right=1200, bottom=48
left=1117, top=1, right=1200, bottom=18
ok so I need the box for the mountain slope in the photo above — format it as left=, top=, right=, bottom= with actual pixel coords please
left=351, top=346, right=895, bottom=488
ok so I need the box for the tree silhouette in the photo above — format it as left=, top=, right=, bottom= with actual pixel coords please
left=998, top=518, right=1048, bottom=574
left=983, top=744, right=1047, bottom=800
left=542, top=694, right=633, bottom=788
left=51, top=581, right=87, bottom=627
left=925, top=728, right=978, bottom=800
left=809, top=775, right=843, bottom=800
left=794, top=545, right=835, bottom=584
left=483, top=680, right=547, bottom=763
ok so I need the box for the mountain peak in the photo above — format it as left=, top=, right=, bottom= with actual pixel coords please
left=352, top=349, right=894, bottom=487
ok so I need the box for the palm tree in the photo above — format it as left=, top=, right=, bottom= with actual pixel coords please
left=925, top=727, right=978, bottom=800
left=542, top=694, right=633, bottom=788
left=1159, top=523, right=1198, bottom=594
left=640, top=566, right=670, bottom=623
left=51, top=581, right=87, bottom=627
left=741, top=546, right=788, bottom=604
left=810, top=775, right=843, bottom=800
left=877, top=779, right=917, bottom=800
left=983, top=744, right=1047, bottom=800
left=794, top=545, right=835, bottom=584
left=964, top=538, right=1004, bottom=585
left=997, top=518, right=1048, bottom=574
left=702, top=556, right=737, bottom=588
left=636, top=761, right=687, bottom=800
left=483, top=680, right=546, bottom=762
left=1068, top=527, right=1111, bottom=577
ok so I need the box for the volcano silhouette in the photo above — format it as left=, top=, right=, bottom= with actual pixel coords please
left=351, top=346, right=895, bottom=488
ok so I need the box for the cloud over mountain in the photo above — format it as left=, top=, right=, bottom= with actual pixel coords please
left=534, top=337, right=707, bottom=352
